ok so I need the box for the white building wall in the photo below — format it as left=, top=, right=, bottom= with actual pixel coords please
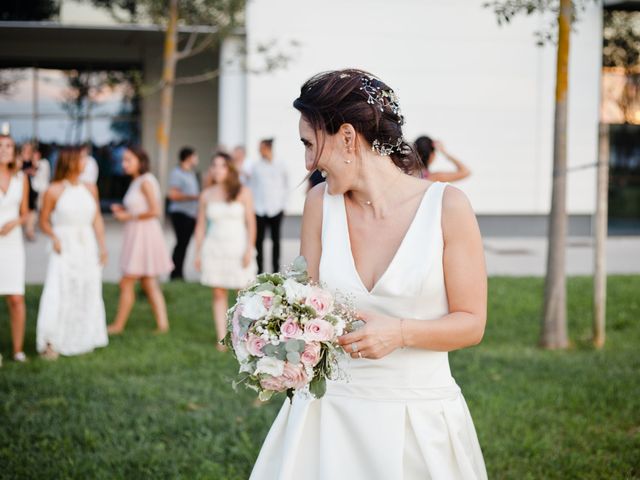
left=245, top=0, right=602, bottom=215
left=142, top=43, right=220, bottom=180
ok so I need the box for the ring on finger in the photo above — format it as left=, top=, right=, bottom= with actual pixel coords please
left=351, top=342, right=359, bottom=353
left=357, top=351, right=363, bottom=359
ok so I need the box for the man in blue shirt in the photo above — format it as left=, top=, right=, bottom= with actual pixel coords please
left=167, top=147, right=200, bottom=280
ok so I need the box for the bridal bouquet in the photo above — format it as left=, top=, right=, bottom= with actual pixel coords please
left=222, top=256, right=360, bottom=401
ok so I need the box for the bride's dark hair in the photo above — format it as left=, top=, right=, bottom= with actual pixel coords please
left=293, top=68, right=420, bottom=174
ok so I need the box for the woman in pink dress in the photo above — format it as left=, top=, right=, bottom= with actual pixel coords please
left=108, top=147, right=172, bottom=334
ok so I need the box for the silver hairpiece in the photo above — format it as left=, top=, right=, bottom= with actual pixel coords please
left=371, top=138, right=406, bottom=157
left=360, top=76, right=404, bottom=125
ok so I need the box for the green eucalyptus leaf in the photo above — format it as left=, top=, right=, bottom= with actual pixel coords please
left=309, top=376, right=327, bottom=399
left=286, top=351, right=301, bottom=364
left=262, top=343, right=287, bottom=360
left=284, top=339, right=306, bottom=353
left=292, top=256, right=307, bottom=273
left=259, top=390, right=274, bottom=402
left=256, top=282, right=275, bottom=292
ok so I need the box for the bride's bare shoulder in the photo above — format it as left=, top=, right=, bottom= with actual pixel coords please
left=303, top=182, right=325, bottom=220
left=441, top=184, right=480, bottom=241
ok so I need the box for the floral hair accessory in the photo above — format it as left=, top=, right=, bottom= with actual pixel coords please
left=371, top=138, right=407, bottom=157
left=360, top=76, right=404, bottom=125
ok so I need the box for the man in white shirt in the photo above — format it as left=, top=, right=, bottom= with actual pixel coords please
left=232, top=145, right=253, bottom=185
left=79, top=144, right=99, bottom=184
left=248, top=138, right=288, bottom=273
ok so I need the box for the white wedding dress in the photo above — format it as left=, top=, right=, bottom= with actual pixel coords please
left=250, top=181, right=487, bottom=480
left=36, top=182, right=108, bottom=356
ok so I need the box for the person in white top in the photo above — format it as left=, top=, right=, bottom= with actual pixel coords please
left=247, top=138, right=288, bottom=273
left=79, top=144, right=99, bottom=184
left=194, top=151, right=257, bottom=351
left=22, top=145, right=51, bottom=240
left=0, top=134, right=29, bottom=363
left=37, top=146, right=109, bottom=359
left=232, top=145, right=253, bottom=185
left=250, top=69, right=487, bottom=479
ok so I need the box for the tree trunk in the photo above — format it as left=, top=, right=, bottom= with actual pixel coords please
left=593, top=123, right=609, bottom=348
left=156, top=0, right=178, bottom=203
left=540, top=0, right=571, bottom=349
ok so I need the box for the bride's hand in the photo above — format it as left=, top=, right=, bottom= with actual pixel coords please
left=337, top=310, right=403, bottom=360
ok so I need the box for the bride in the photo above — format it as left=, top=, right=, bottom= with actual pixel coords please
left=250, top=69, right=488, bottom=479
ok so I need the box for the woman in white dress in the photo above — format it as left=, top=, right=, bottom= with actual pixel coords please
left=250, top=69, right=488, bottom=479
left=0, top=134, right=29, bottom=364
left=194, top=151, right=257, bottom=351
left=37, top=146, right=108, bottom=359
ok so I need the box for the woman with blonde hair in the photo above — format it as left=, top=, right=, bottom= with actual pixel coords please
left=194, top=151, right=257, bottom=351
left=0, top=134, right=29, bottom=363
left=37, top=146, right=109, bottom=359
left=108, top=146, right=172, bottom=334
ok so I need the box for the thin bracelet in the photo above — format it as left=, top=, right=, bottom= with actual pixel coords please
left=399, top=318, right=407, bottom=348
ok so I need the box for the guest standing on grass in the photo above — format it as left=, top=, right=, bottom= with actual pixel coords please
left=79, top=143, right=99, bottom=184
left=414, top=135, right=471, bottom=182
left=0, top=134, right=28, bottom=364
left=232, top=145, right=252, bottom=184
left=20, top=142, right=43, bottom=241
left=25, top=145, right=51, bottom=240
left=37, top=147, right=109, bottom=359
left=248, top=138, right=288, bottom=273
left=108, top=147, right=172, bottom=335
left=194, top=152, right=257, bottom=351
left=167, top=146, right=200, bottom=280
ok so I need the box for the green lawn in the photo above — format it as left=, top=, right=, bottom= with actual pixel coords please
left=1, top=276, right=639, bottom=479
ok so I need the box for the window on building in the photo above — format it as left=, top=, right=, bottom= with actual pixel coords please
left=0, top=67, right=142, bottom=205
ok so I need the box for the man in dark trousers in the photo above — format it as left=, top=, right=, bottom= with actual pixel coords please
left=167, top=147, right=200, bottom=280
left=248, top=138, right=288, bottom=273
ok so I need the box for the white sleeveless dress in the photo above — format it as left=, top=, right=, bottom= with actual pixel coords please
left=36, top=182, right=108, bottom=356
left=250, top=182, right=487, bottom=480
left=0, top=171, right=25, bottom=295
left=200, top=200, right=257, bottom=289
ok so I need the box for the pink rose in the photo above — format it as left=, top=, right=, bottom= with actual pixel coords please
left=260, top=375, right=286, bottom=392
left=280, top=362, right=308, bottom=390
left=301, top=342, right=322, bottom=367
left=305, top=287, right=334, bottom=318
left=304, top=318, right=335, bottom=342
left=246, top=334, right=266, bottom=357
left=280, top=318, right=303, bottom=339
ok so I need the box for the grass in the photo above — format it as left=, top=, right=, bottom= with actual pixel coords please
left=0, top=276, right=639, bottom=479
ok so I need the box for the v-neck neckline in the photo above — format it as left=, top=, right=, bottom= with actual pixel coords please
left=0, top=171, right=16, bottom=198
left=342, top=182, right=438, bottom=295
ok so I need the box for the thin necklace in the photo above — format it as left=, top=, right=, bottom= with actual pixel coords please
left=350, top=168, right=404, bottom=208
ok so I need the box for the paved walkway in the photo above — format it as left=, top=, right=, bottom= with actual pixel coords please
left=23, top=219, right=640, bottom=284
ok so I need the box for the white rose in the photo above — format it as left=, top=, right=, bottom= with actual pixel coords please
left=235, top=341, right=250, bottom=363
left=254, top=356, right=285, bottom=377
left=242, top=294, right=268, bottom=320
left=283, top=278, right=311, bottom=303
